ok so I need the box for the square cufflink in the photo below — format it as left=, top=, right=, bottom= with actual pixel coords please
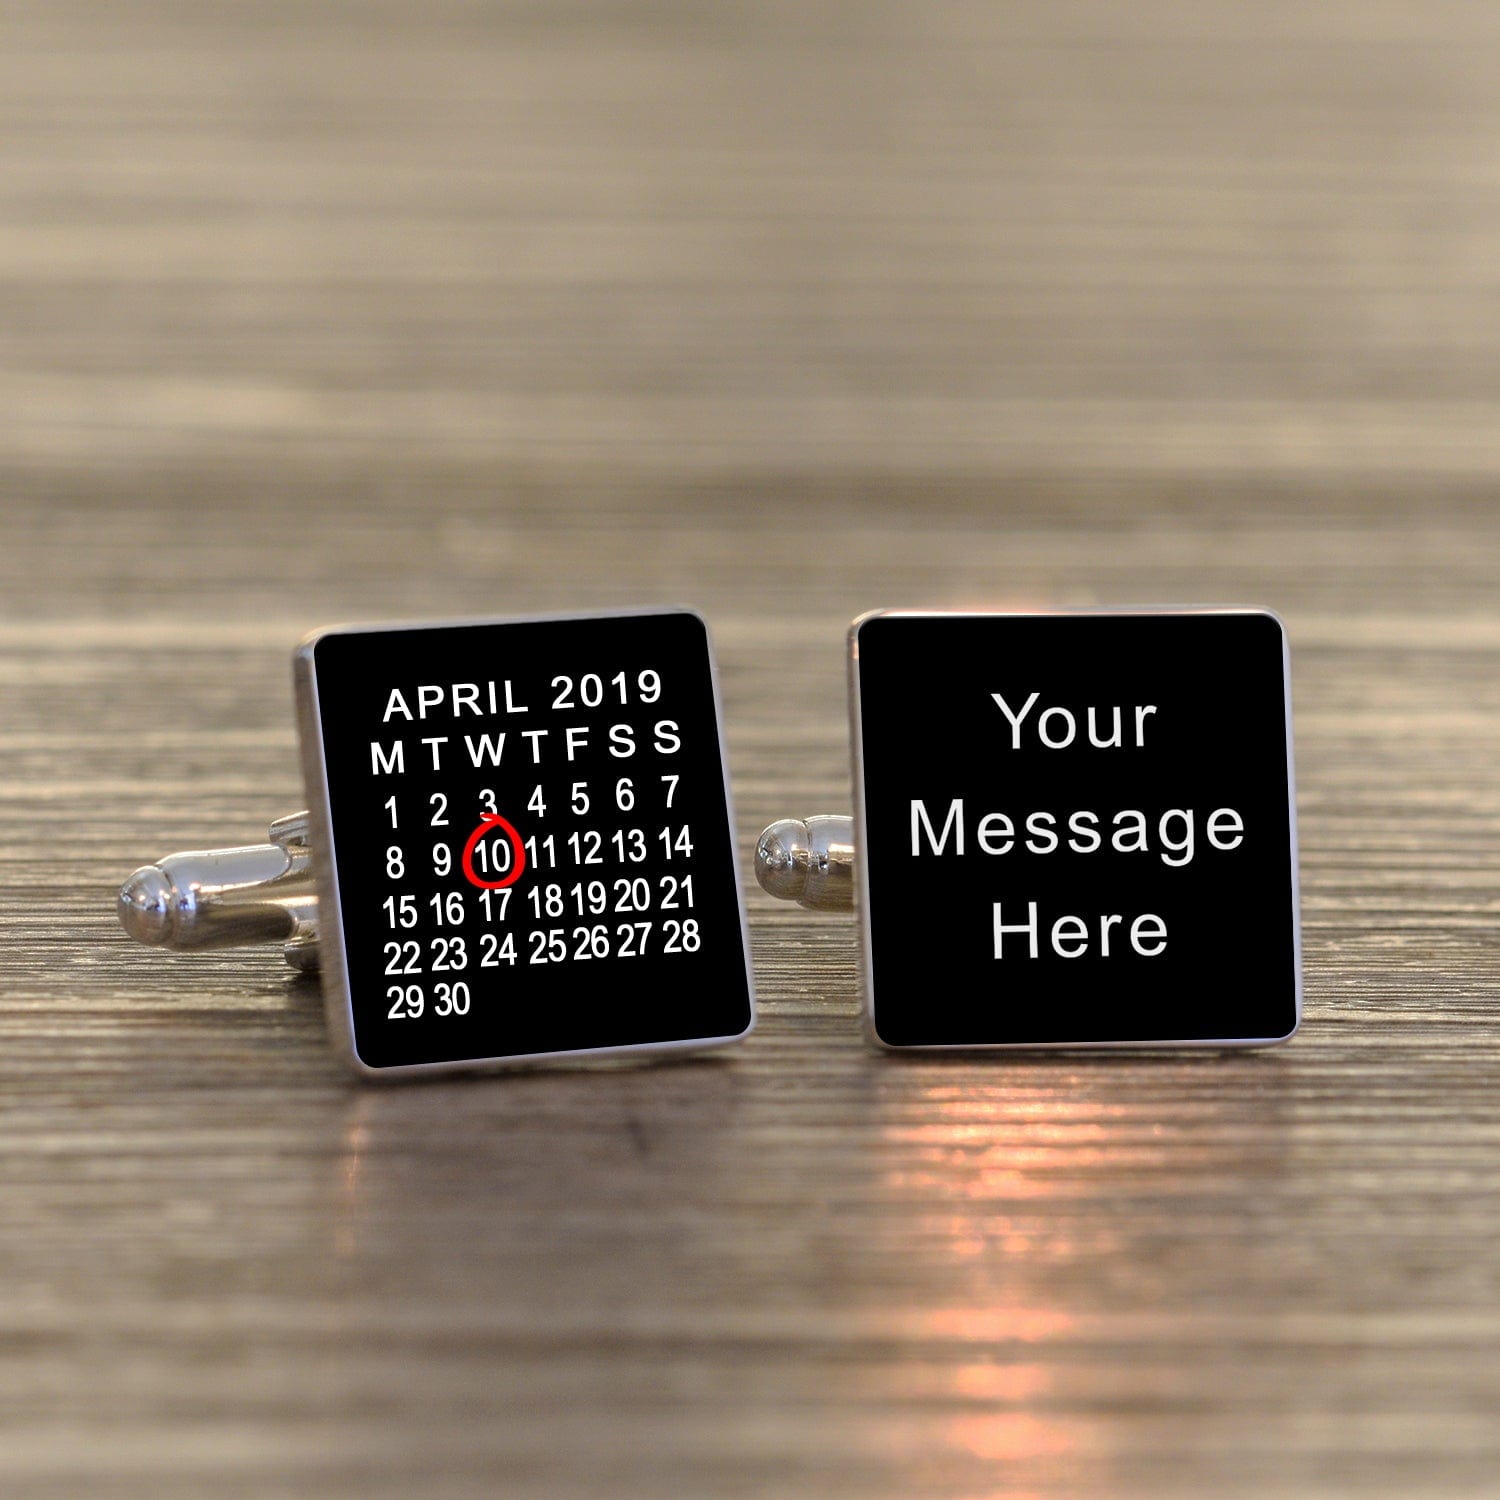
left=757, top=608, right=1301, bottom=1049
left=119, top=609, right=756, bottom=1077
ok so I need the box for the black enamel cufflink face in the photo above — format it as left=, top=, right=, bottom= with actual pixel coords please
left=120, top=609, right=755, bottom=1077
left=758, top=608, right=1301, bottom=1049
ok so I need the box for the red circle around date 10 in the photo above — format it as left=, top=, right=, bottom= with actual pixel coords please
left=460, top=813, right=526, bottom=890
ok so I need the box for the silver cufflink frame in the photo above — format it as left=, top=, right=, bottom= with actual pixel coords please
left=755, top=607, right=1302, bottom=1051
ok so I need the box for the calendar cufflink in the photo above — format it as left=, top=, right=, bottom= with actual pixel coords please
left=119, top=609, right=756, bottom=1078
left=756, top=608, right=1302, bottom=1050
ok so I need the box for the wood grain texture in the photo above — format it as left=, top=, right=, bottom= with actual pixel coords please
left=2, top=2, right=1498, bottom=1495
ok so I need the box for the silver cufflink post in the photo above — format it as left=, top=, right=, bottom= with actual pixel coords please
left=118, top=812, right=321, bottom=972
left=754, top=815, right=856, bottom=911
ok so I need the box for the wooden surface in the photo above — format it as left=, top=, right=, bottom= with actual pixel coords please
left=3, top=2, right=1499, bottom=1495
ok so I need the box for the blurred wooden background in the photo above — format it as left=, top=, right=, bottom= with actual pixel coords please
left=2, top=2, right=1498, bottom=1495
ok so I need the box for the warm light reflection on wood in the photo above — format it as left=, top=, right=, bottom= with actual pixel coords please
left=881, top=1082, right=1147, bottom=1207
left=334, top=1118, right=369, bottom=1258
left=877, top=1080, right=1111, bottom=1476
left=950, top=1362, right=1049, bottom=1403
left=945, top=1410, right=1078, bottom=1462
left=915, top=1306, right=1075, bottom=1344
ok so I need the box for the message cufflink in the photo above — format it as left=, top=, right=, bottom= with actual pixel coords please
left=757, top=608, right=1301, bottom=1049
left=119, top=608, right=756, bottom=1078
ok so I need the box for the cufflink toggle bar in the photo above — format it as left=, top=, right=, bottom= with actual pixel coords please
left=754, top=815, right=855, bottom=911
left=118, top=812, right=321, bottom=971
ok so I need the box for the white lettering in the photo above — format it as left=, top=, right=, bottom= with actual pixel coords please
left=1130, top=913, right=1168, bottom=956
left=976, top=811, right=1013, bottom=855
left=465, top=733, right=506, bottom=768
left=1050, top=914, right=1088, bottom=957
left=897, top=804, right=1248, bottom=867
left=380, top=680, right=529, bottom=721
left=991, top=903, right=1168, bottom=958
left=1037, top=706, right=1076, bottom=748
left=992, top=694, right=1155, bottom=748
left=1158, top=809, right=1195, bottom=867
left=911, top=799, right=965, bottom=856
left=1099, top=912, right=1122, bottom=956
left=1024, top=810, right=1058, bottom=854
left=1067, top=809, right=1101, bottom=853
left=1207, top=807, right=1245, bottom=851
left=992, top=901, right=1039, bottom=958
left=370, top=740, right=405, bottom=775
left=1087, top=705, right=1122, bottom=748
left=990, top=690, right=1040, bottom=748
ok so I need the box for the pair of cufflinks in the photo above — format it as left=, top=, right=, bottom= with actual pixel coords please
left=118, top=607, right=1301, bottom=1078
